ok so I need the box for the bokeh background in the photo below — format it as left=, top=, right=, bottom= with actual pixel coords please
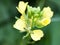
left=0, top=0, right=60, bottom=45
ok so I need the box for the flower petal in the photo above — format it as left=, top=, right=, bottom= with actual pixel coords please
left=42, top=7, right=53, bottom=18
left=13, top=19, right=26, bottom=32
left=30, top=30, right=44, bottom=41
left=36, top=18, right=51, bottom=28
left=16, top=1, right=28, bottom=14
left=40, top=18, right=51, bottom=26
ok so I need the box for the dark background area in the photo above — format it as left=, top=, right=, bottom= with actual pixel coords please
left=0, top=0, right=60, bottom=45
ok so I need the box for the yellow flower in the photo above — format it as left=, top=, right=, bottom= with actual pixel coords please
left=40, top=18, right=51, bottom=26
left=42, top=7, right=53, bottom=18
left=30, top=30, right=44, bottom=41
left=13, top=19, right=26, bottom=32
left=16, top=1, right=28, bottom=14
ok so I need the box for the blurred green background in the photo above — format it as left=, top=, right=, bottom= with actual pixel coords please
left=0, top=0, right=60, bottom=45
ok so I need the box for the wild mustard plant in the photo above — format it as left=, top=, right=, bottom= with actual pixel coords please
left=13, top=1, right=53, bottom=41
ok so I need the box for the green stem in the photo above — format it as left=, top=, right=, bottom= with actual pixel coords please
left=23, top=32, right=29, bottom=39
